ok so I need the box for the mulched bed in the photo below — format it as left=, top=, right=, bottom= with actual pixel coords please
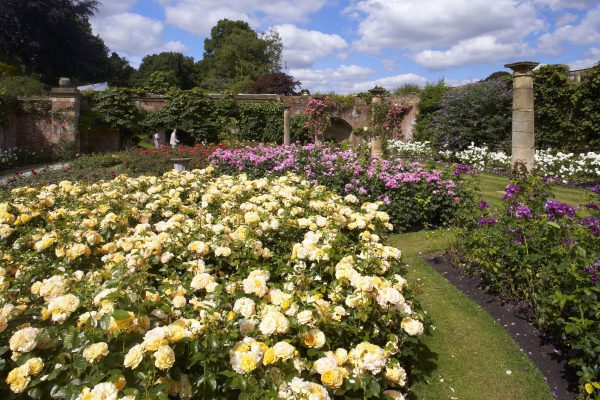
left=426, top=253, right=580, bottom=400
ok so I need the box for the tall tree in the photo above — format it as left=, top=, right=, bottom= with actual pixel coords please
left=248, top=72, right=300, bottom=95
left=0, top=0, right=113, bottom=85
left=106, top=52, right=134, bottom=87
left=133, top=52, right=196, bottom=89
left=197, top=19, right=282, bottom=92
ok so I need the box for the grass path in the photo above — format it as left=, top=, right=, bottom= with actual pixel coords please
left=472, top=173, right=590, bottom=208
left=388, top=229, right=555, bottom=400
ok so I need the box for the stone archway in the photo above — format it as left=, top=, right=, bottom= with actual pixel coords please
left=324, top=117, right=353, bottom=142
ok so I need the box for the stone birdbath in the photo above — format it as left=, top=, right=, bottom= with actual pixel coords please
left=171, top=157, right=192, bottom=172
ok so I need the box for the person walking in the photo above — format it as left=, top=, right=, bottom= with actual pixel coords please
left=153, top=130, right=162, bottom=149
left=169, top=128, right=180, bottom=149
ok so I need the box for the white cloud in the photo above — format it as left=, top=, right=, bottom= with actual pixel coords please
left=537, top=6, right=600, bottom=54
left=94, top=0, right=138, bottom=16
left=347, top=0, right=543, bottom=52
left=91, top=13, right=187, bottom=66
left=290, top=64, right=426, bottom=94
left=162, top=0, right=326, bottom=37
left=273, top=24, right=348, bottom=68
left=568, top=47, right=600, bottom=70
left=413, top=35, right=530, bottom=70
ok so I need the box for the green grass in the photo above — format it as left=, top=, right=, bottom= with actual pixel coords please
left=471, top=172, right=589, bottom=208
left=388, top=230, right=555, bottom=400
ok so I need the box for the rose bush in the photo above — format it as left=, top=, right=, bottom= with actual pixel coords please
left=457, top=174, right=600, bottom=398
left=209, top=144, right=472, bottom=232
left=388, top=140, right=600, bottom=184
left=0, top=167, right=425, bottom=399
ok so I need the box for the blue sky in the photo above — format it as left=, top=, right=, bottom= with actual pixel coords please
left=91, top=0, right=600, bottom=93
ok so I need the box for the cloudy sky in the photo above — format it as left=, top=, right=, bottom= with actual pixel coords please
left=91, top=0, right=600, bottom=93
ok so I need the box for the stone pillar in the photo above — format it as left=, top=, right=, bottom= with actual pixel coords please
left=504, top=61, right=539, bottom=170
left=50, top=78, right=82, bottom=155
left=369, top=86, right=386, bottom=158
left=283, top=107, right=291, bottom=145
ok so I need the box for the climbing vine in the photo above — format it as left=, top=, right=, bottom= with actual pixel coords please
left=304, top=96, right=337, bottom=142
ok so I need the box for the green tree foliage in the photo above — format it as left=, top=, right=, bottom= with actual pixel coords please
left=139, top=71, right=180, bottom=94
left=413, top=80, right=451, bottom=141
left=393, top=83, right=422, bottom=95
left=145, top=89, right=221, bottom=143
left=533, top=65, right=577, bottom=150
left=106, top=52, right=134, bottom=87
left=573, top=62, right=600, bottom=149
left=430, top=79, right=512, bottom=150
left=238, top=102, right=285, bottom=143
left=134, top=52, right=197, bottom=90
left=91, top=88, right=141, bottom=133
left=247, top=72, right=300, bottom=95
left=197, top=19, right=282, bottom=92
left=0, top=0, right=113, bottom=85
left=0, top=76, right=45, bottom=97
left=484, top=71, right=511, bottom=81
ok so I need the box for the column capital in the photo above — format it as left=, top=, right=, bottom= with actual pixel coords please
left=504, top=61, right=539, bottom=76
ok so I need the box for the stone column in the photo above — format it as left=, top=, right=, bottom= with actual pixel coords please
left=369, top=86, right=386, bottom=158
left=283, top=107, right=291, bottom=145
left=50, top=78, right=82, bottom=155
left=504, top=61, right=539, bottom=170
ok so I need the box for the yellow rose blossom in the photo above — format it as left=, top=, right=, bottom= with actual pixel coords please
left=83, top=342, right=109, bottom=363
left=154, top=345, right=175, bottom=370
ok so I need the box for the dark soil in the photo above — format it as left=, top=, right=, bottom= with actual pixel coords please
left=427, top=253, right=580, bottom=400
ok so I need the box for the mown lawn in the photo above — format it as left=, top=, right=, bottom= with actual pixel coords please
left=386, top=175, right=591, bottom=399
left=388, top=230, right=555, bottom=400
left=471, top=172, right=590, bottom=208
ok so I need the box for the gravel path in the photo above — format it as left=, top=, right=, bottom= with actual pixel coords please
left=0, top=162, right=71, bottom=185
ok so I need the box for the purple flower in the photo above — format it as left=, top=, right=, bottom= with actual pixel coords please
left=515, top=205, right=531, bottom=219
left=544, top=199, right=575, bottom=220
left=591, top=184, right=600, bottom=194
left=582, top=260, right=599, bottom=285
left=503, top=183, right=520, bottom=200
left=478, top=200, right=489, bottom=210
left=478, top=217, right=498, bottom=226
left=579, top=216, right=600, bottom=236
left=453, top=164, right=470, bottom=176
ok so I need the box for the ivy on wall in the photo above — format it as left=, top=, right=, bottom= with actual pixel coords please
left=238, top=102, right=284, bottom=143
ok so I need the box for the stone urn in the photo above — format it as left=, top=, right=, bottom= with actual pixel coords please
left=171, top=157, right=192, bottom=172
left=59, top=77, right=73, bottom=88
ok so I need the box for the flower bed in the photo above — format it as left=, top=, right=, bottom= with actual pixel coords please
left=388, top=140, right=600, bottom=184
left=209, top=144, right=472, bottom=232
left=0, top=168, right=425, bottom=399
left=457, top=176, right=600, bottom=398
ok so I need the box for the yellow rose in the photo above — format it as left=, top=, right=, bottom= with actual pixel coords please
left=321, top=368, right=347, bottom=389
left=240, top=353, right=257, bottom=373
left=83, top=342, right=109, bottom=363
left=154, top=345, right=175, bottom=370
left=303, top=329, right=326, bottom=349
left=6, top=365, right=30, bottom=393
left=24, top=358, right=44, bottom=375
left=262, top=348, right=276, bottom=365
left=124, top=344, right=145, bottom=369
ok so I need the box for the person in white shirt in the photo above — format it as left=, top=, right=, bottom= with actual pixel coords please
left=153, top=131, right=162, bottom=148
left=169, top=129, right=180, bottom=148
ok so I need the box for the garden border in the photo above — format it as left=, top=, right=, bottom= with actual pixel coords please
left=426, top=253, right=579, bottom=400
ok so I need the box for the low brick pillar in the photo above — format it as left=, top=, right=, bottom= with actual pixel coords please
left=50, top=78, right=82, bottom=154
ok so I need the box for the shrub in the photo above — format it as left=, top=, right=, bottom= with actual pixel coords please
left=209, top=144, right=473, bottom=231
left=413, top=80, right=450, bottom=142
left=0, top=169, right=425, bottom=399
left=457, top=173, right=600, bottom=398
left=430, top=79, right=512, bottom=151
left=238, top=102, right=284, bottom=143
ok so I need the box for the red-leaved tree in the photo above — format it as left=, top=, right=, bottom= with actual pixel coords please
left=247, top=72, right=301, bottom=95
